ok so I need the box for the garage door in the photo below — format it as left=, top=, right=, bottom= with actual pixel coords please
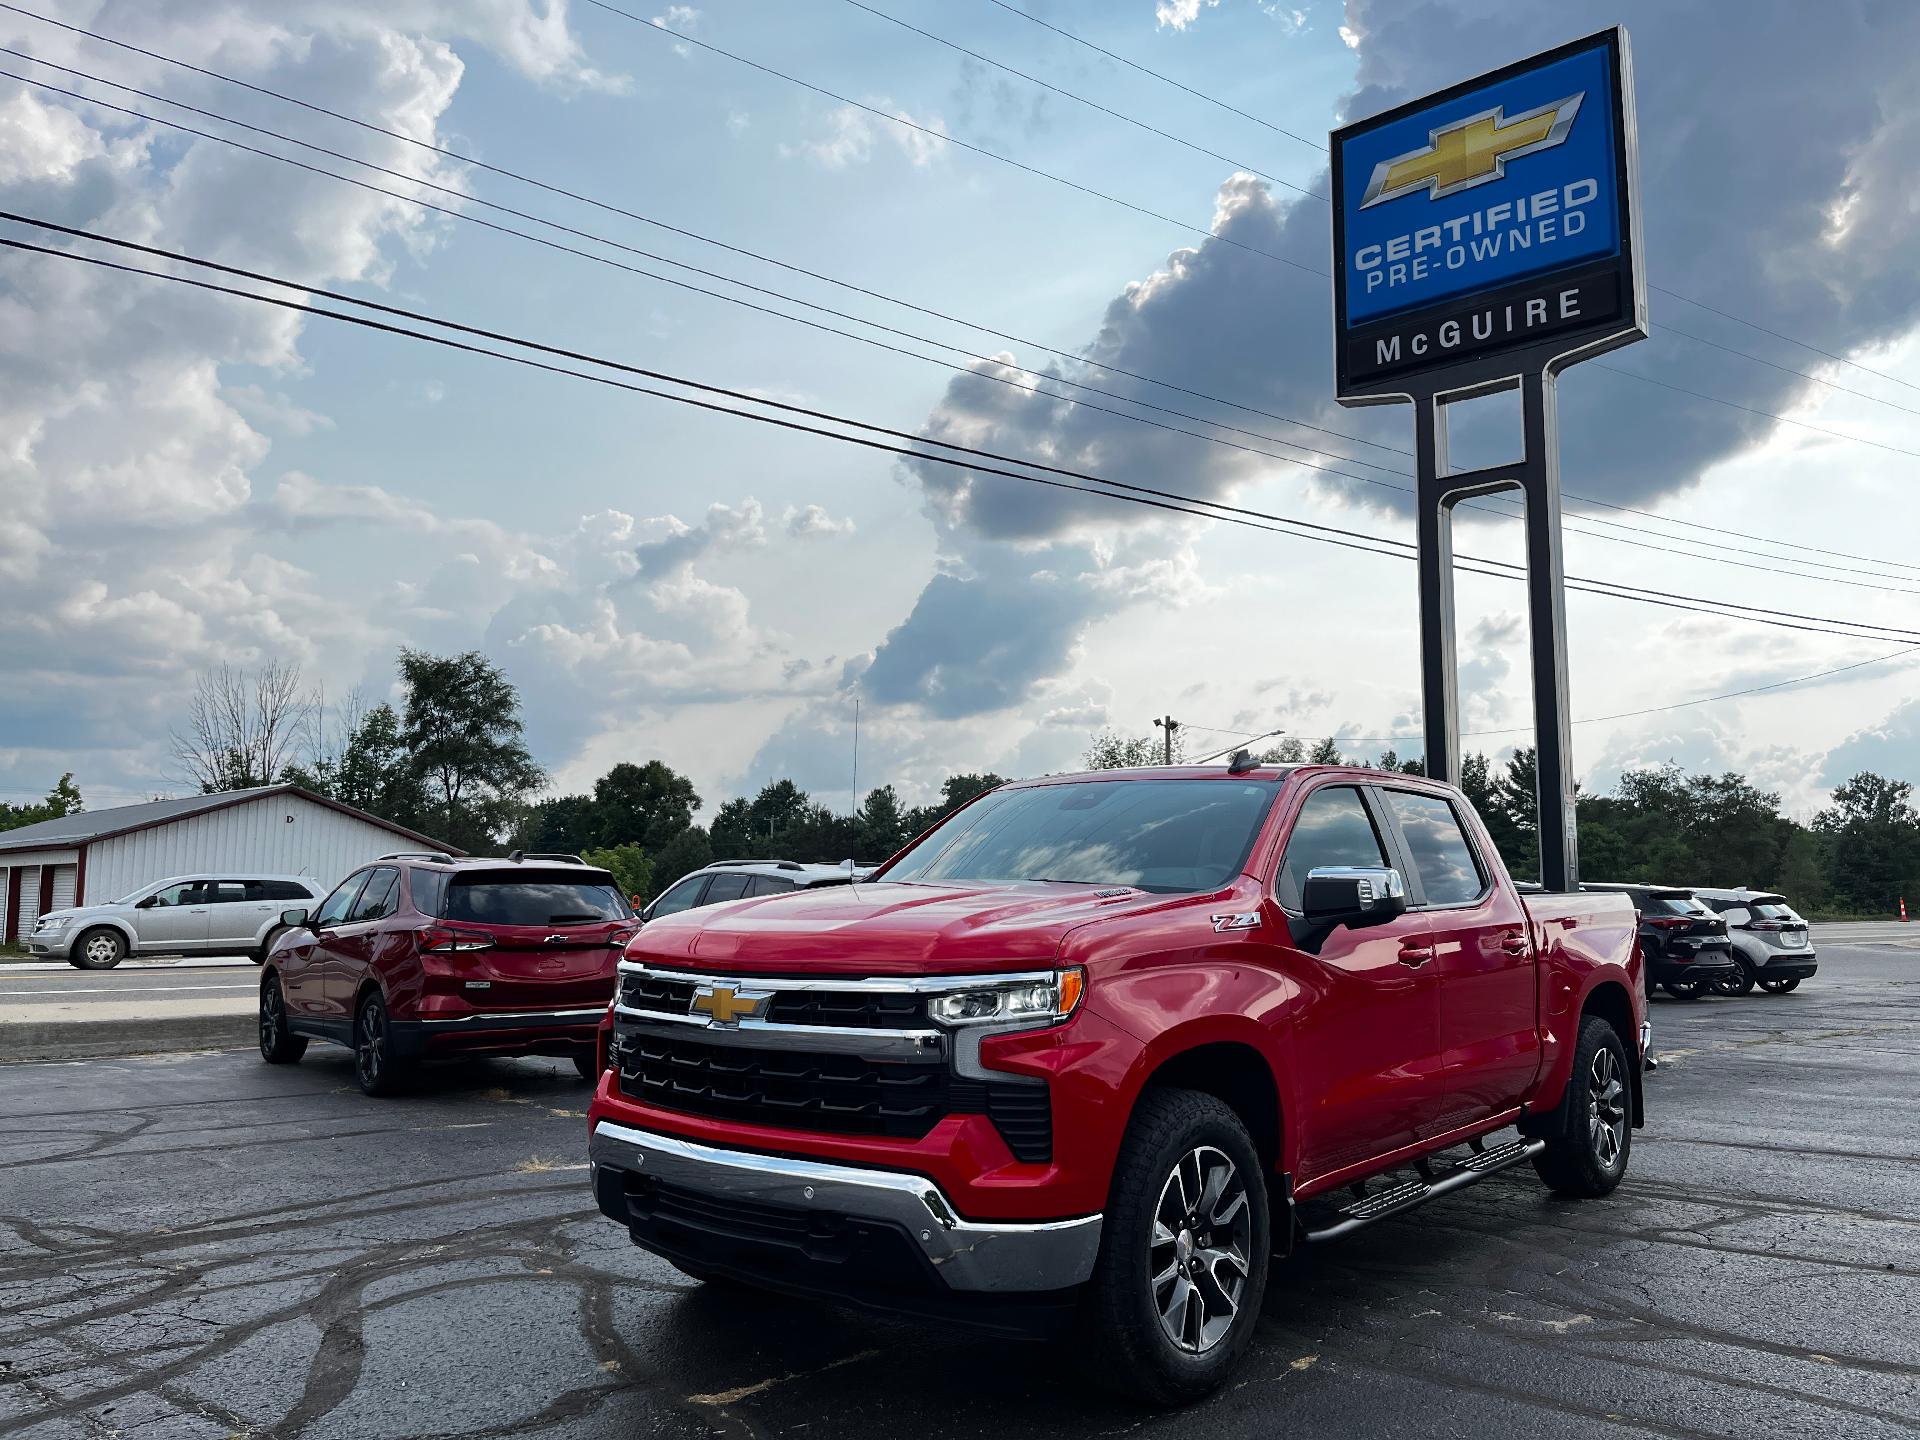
left=14, top=865, right=41, bottom=937
left=49, top=864, right=76, bottom=913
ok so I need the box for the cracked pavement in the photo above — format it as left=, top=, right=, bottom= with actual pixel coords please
left=3, top=940, right=1918, bottom=1438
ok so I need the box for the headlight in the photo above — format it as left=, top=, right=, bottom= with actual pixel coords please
left=926, top=968, right=1085, bottom=1027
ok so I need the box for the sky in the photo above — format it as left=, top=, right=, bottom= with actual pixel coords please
left=2, top=0, right=1918, bottom=826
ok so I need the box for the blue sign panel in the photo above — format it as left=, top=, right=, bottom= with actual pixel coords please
left=1330, top=29, right=1643, bottom=399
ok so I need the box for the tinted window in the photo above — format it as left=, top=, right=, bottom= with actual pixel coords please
left=1384, top=791, right=1486, bottom=906
left=1647, top=895, right=1712, bottom=918
left=746, top=874, right=798, bottom=896
left=648, top=875, right=708, bottom=918
left=262, top=880, right=315, bottom=902
left=315, top=873, right=368, bottom=928
left=439, top=871, right=630, bottom=926
left=209, top=882, right=251, bottom=904
left=410, top=868, right=448, bottom=917
left=881, top=779, right=1278, bottom=894
left=1751, top=900, right=1798, bottom=921
left=702, top=873, right=754, bottom=904
left=349, top=868, right=400, bottom=923
left=1277, top=787, right=1387, bottom=910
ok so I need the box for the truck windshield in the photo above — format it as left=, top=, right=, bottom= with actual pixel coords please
left=877, top=779, right=1279, bottom=894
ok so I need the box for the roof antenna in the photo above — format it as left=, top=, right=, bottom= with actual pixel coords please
left=1227, top=749, right=1258, bottom=775
left=508, top=849, right=524, bottom=863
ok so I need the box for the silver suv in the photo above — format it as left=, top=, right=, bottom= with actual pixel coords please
left=1691, top=889, right=1818, bottom=994
left=27, top=873, right=326, bottom=970
left=639, top=859, right=872, bottom=923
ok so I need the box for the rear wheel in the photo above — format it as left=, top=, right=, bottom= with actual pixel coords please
left=354, top=993, right=411, bottom=1097
left=1711, top=962, right=1756, bottom=996
left=73, top=927, right=126, bottom=970
left=1533, top=1014, right=1632, bottom=1198
left=258, top=974, right=307, bottom=1064
left=1758, top=975, right=1802, bottom=994
left=1661, top=979, right=1707, bottom=1000
left=1078, top=1088, right=1269, bottom=1406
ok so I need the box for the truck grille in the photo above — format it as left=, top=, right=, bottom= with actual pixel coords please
left=619, top=973, right=927, bottom=1029
left=614, top=1027, right=1054, bottom=1161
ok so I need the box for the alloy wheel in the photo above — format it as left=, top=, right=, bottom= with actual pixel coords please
left=1149, top=1145, right=1252, bottom=1354
left=357, top=1003, right=384, bottom=1088
left=83, top=932, right=119, bottom=966
left=1587, top=1045, right=1627, bottom=1171
left=260, top=979, right=282, bottom=1054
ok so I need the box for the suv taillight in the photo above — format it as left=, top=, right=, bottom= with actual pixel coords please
left=420, top=925, right=494, bottom=953
left=1749, top=920, right=1784, bottom=931
left=607, top=923, right=641, bottom=949
left=1643, top=916, right=1693, bottom=930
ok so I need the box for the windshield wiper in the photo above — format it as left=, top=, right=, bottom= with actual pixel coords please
left=545, top=913, right=605, bottom=925
left=1023, top=877, right=1103, bottom=885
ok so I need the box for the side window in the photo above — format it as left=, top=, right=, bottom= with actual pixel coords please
left=148, top=881, right=203, bottom=908
left=349, top=867, right=401, bottom=923
left=702, top=873, right=753, bottom=904
left=315, top=873, right=369, bottom=929
left=209, top=881, right=251, bottom=904
left=263, top=880, right=313, bottom=902
left=1383, top=791, right=1487, bottom=907
left=648, top=875, right=709, bottom=919
left=746, top=874, right=798, bottom=897
left=1277, top=786, right=1389, bottom=911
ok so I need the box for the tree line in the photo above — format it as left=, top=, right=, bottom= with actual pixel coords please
left=26, top=658, right=1913, bottom=918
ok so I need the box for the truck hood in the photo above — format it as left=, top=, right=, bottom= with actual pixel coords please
left=633, top=880, right=1193, bottom=976
left=31, top=905, right=114, bottom=925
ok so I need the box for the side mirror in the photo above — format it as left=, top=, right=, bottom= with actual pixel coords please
left=280, top=908, right=312, bottom=930
left=136, top=895, right=159, bottom=909
left=1302, top=865, right=1408, bottom=930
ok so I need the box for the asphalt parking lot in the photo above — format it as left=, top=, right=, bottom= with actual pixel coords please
left=3, top=937, right=1917, bottom=1439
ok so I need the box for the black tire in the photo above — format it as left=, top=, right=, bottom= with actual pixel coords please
left=1661, top=979, right=1706, bottom=1000
left=672, top=1262, right=755, bottom=1289
left=1758, top=975, right=1802, bottom=994
left=1532, top=1015, right=1632, bottom=1198
left=253, top=925, right=287, bottom=965
left=353, top=992, right=411, bottom=1097
left=1078, top=1088, right=1270, bottom=1406
left=72, top=927, right=126, bottom=970
left=571, top=1051, right=599, bottom=1082
left=258, top=973, right=307, bottom=1065
left=1711, top=962, right=1756, bottom=996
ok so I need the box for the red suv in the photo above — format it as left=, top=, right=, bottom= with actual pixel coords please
left=259, top=851, right=637, bottom=1095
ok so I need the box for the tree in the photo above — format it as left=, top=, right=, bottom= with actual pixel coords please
left=747, top=779, right=812, bottom=843
left=170, top=660, right=314, bottom=793
left=398, top=648, right=545, bottom=853
left=1260, top=737, right=1306, bottom=763
left=582, top=844, right=654, bottom=904
left=523, top=793, right=598, bottom=855
left=591, top=761, right=700, bottom=850
left=1306, top=737, right=1343, bottom=764
left=708, top=797, right=759, bottom=859
left=1084, top=730, right=1169, bottom=769
left=900, top=772, right=1006, bottom=838
left=0, top=774, right=83, bottom=832
left=1814, top=772, right=1920, bottom=912
left=651, top=826, right=714, bottom=895
left=1483, top=748, right=1540, bottom=879
left=856, top=785, right=907, bottom=858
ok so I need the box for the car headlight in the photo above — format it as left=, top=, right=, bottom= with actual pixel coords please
left=926, top=968, right=1085, bottom=1027
left=35, top=917, right=67, bottom=932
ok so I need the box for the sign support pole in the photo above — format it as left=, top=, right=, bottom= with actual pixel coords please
left=1521, top=369, right=1579, bottom=892
left=1413, top=393, right=1460, bottom=788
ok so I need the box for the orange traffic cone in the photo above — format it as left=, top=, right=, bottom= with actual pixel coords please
left=1902, top=897, right=1910, bottom=922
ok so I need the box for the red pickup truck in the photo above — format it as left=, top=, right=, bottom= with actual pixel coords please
left=586, top=764, right=1644, bottom=1403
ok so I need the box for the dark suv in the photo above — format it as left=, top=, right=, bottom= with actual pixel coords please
left=259, top=851, right=637, bottom=1095
left=1583, top=883, right=1736, bottom=999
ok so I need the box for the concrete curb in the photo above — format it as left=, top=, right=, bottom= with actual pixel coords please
left=1, top=1013, right=255, bottom=1063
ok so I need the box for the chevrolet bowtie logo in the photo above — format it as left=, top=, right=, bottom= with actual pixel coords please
left=690, top=983, right=768, bottom=1026
left=1361, top=93, right=1584, bottom=209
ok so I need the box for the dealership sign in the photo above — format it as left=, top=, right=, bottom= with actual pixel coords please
left=1331, top=28, right=1646, bottom=399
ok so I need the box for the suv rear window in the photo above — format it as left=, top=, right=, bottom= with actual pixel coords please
left=430, top=869, right=631, bottom=926
left=1645, top=894, right=1712, bottom=918
left=1750, top=900, right=1799, bottom=921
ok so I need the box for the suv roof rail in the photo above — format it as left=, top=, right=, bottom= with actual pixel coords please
left=503, top=850, right=589, bottom=865
left=378, top=850, right=456, bottom=864
left=708, top=859, right=807, bottom=871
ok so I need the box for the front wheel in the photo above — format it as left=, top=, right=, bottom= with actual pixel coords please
left=1533, top=1015, right=1632, bottom=1198
left=72, top=927, right=126, bottom=970
left=258, top=974, right=307, bottom=1064
left=354, top=993, right=411, bottom=1097
left=571, top=1051, right=599, bottom=1082
left=253, top=925, right=287, bottom=965
left=1078, top=1088, right=1269, bottom=1406
left=1758, top=975, right=1802, bottom=994
left=1711, top=963, right=1756, bottom=996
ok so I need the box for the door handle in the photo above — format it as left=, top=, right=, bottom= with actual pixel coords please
left=1397, top=943, right=1433, bottom=969
left=1499, top=932, right=1530, bottom=955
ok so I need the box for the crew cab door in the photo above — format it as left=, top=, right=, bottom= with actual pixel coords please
left=1375, top=786, right=1540, bottom=1132
left=1276, top=783, right=1444, bottom=1179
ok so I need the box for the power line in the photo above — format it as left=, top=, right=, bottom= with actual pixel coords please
left=8, top=213, right=1919, bottom=652
left=979, top=0, right=1326, bottom=153
left=839, top=0, right=1324, bottom=199
left=12, top=15, right=1918, bottom=580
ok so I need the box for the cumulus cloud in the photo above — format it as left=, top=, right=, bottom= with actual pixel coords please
left=780, top=101, right=948, bottom=170
left=1155, top=0, right=1220, bottom=31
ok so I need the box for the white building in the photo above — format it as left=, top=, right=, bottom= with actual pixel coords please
left=0, top=785, right=459, bottom=944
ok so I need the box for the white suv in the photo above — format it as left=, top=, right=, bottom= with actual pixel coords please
left=639, top=860, right=871, bottom=924
left=27, top=874, right=327, bottom=970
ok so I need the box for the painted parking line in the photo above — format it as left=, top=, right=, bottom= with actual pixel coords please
left=0, top=984, right=257, bottom=996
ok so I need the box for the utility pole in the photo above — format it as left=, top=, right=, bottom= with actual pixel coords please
left=1154, top=715, right=1181, bottom=766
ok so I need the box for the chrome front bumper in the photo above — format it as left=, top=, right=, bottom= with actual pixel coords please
left=588, top=1120, right=1102, bottom=1293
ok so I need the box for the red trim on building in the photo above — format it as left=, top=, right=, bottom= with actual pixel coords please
left=37, top=863, right=53, bottom=918
left=75, top=844, right=88, bottom=909
left=2, top=867, right=13, bottom=945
